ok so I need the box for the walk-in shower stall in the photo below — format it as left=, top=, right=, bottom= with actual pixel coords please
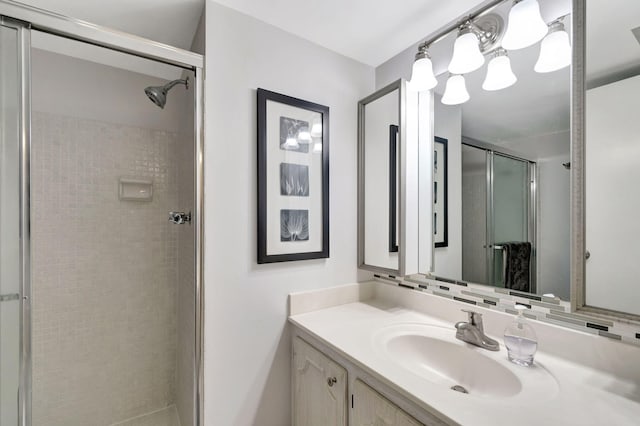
left=461, top=141, right=537, bottom=292
left=0, top=2, right=204, bottom=425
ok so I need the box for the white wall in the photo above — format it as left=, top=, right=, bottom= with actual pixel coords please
left=203, top=2, right=374, bottom=424
left=537, top=155, right=570, bottom=299
left=585, top=75, right=640, bottom=315
left=433, top=96, right=462, bottom=279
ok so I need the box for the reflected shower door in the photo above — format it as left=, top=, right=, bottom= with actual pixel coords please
left=490, top=154, right=531, bottom=288
left=0, top=20, right=23, bottom=426
left=461, top=145, right=488, bottom=285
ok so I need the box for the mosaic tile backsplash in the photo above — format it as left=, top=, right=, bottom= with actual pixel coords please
left=31, top=112, right=185, bottom=426
left=373, top=273, right=640, bottom=348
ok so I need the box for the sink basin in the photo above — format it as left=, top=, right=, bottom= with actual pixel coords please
left=374, top=323, right=558, bottom=400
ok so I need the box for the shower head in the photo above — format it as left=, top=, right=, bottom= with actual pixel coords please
left=144, top=77, right=189, bottom=109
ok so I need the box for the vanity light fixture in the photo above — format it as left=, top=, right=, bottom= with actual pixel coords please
left=448, top=23, right=485, bottom=75
left=534, top=19, right=571, bottom=73
left=482, top=48, right=517, bottom=91
left=441, top=74, right=470, bottom=105
left=502, top=0, right=548, bottom=50
left=410, top=42, right=438, bottom=91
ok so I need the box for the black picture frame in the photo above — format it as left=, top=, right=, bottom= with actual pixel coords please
left=434, top=136, right=448, bottom=248
left=257, top=88, right=329, bottom=263
left=389, top=125, right=399, bottom=253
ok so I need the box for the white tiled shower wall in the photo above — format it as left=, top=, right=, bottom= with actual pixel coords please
left=31, top=111, right=183, bottom=426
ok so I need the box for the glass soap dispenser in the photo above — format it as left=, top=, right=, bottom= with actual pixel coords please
left=504, top=305, right=538, bottom=367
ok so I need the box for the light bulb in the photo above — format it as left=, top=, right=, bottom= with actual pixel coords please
left=441, top=75, right=470, bottom=105
left=482, top=50, right=517, bottom=91
left=502, top=0, right=548, bottom=50
left=297, top=130, right=311, bottom=143
left=311, top=122, right=322, bottom=137
left=448, top=31, right=485, bottom=74
left=534, top=22, right=571, bottom=73
left=313, top=141, right=322, bottom=153
left=284, top=137, right=299, bottom=148
left=410, top=56, right=437, bottom=91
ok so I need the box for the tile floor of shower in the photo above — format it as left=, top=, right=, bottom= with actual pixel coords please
left=111, top=406, right=180, bottom=426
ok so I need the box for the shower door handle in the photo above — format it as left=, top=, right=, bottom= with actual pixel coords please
left=169, top=211, right=191, bottom=225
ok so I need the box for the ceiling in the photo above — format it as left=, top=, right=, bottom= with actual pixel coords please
left=206, top=0, right=490, bottom=66
left=16, top=0, right=487, bottom=65
left=19, top=0, right=205, bottom=50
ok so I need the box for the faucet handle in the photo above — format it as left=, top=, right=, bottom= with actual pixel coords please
left=461, top=309, right=482, bottom=326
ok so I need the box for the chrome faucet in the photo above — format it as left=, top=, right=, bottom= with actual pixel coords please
left=455, top=310, right=499, bottom=351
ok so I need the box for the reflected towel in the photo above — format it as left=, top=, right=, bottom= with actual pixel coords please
left=501, top=242, right=531, bottom=292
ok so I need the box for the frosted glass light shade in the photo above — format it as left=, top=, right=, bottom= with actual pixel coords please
left=297, top=130, right=311, bottom=143
left=502, top=0, right=548, bottom=50
left=483, top=54, right=517, bottom=91
left=448, top=32, right=485, bottom=74
left=441, top=75, right=470, bottom=105
left=534, top=28, right=571, bottom=73
left=284, top=137, right=299, bottom=148
left=410, top=56, right=438, bottom=91
left=311, top=122, right=322, bottom=137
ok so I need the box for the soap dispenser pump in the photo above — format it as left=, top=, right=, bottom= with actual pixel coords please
left=504, top=305, right=538, bottom=367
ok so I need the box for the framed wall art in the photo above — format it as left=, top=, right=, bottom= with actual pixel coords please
left=257, top=89, right=329, bottom=263
left=434, top=136, right=448, bottom=248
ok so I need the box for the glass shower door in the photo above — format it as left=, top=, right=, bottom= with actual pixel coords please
left=490, top=153, right=530, bottom=287
left=0, top=20, right=23, bottom=426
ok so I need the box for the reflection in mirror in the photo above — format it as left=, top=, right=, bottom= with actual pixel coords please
left=361, top=85, right=400, bottom=272
left=585, top=0, right=640, bottom=316
left=425, top=0, right=572, bottom=300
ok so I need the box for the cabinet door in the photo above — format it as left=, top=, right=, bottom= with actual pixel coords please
left=352, top=379, right=422, bottom=426
left=293, top=337, right=347, bottom=426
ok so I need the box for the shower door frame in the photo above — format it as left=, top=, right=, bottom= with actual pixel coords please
left=0, top=1, right=206, bottom=425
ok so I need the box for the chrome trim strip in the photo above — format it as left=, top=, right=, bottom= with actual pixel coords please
left=570, top=0, right=586, bottom=314
left=18, top=18, right=32, bottom=426
left=0, top=0, right=203, bottom=69
left=398, top=79, right=407, bottom=276
left=194, top=66, right=205, bottom=426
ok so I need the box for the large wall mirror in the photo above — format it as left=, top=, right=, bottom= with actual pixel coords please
left=425, top=0, right=572, bottom=300
left=580, top=0, right=640, bottom=318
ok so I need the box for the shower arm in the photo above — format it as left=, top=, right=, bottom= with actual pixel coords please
left=163, top=77, right=189, bottom=92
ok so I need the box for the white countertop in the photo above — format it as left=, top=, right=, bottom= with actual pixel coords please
left=289, top=287, right=640, bottom=425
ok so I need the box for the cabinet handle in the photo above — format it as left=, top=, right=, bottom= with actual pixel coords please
left=327, top=377, right=337, bottom=387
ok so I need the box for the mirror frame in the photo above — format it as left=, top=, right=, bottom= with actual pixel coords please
left=570, top=0, right=640, bottom=322
left=358, top=79, right=419, bottom=276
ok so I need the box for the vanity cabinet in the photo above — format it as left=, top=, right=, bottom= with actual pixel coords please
left=293, top=337, right=348, bottom=426
left=352, top=379, right=422, bottom=426
left=292, top=334, right=442, bottom=426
